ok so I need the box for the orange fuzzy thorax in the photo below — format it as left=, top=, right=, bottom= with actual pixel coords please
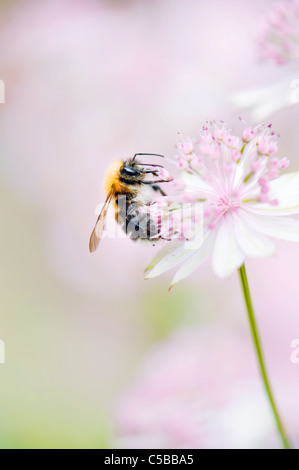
left=103, top=160, right=123, bottom=194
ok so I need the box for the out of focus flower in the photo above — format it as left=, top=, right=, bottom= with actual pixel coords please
left=232, top=0, right=299, bottom=120
left=114, top=327, right=299, bottom=448
left=145, top=121, right=299, bottom=283
left=258, top=0, right=299, bottom=65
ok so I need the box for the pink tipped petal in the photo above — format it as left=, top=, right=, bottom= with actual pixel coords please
left=169, top=234, right=213, bottom=288
left=144, top=240, right=194, bottom=279
left=212, top=217, right=245, bottom=278
left=232, top=213, right=276, bottom=257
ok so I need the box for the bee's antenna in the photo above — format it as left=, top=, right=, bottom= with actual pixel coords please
left=133, top=153, right=165, bottom=161
left=138, top=163, right=164, bottom=168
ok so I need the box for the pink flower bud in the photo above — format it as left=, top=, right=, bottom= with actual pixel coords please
left=270, top=198, right=279, bottom=206
left=251, top=160, right=262, bottom=173
left=268, top=168, right=279, bottom=179
left=225, top=135, right=239, bottom=149
left=269, top=158, right=279, bottom=168
left=257, top=137, right=269, bottom=155
left=177, top=139, right=193, bottom=155
left=259, top=176, right=269, bottom=194
left=242, top=127, right=255, bottom=143
left=176, top=157, right=189, bottom=171
left=157, top=168, right=172, bottom=181
left=268, top=141, right=278, bottom=155
left=191, top=157, right=203, bottom=171
left=214, top=128, right=227, bottom=141
left=278, top=157, right=289, bottom=169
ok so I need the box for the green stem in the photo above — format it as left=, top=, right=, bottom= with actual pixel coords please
left=238, top=264, right=291, bottom=449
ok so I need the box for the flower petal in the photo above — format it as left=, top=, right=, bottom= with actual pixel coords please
left=239, top=211, right=299, bottom=242
left=169, top=233, right=213, bottom=289
left=232, top=212, right=275, bottom=257
left=144, top=240, right=195, bottom=279
left=231, top=76, right=299, bottom=121
left=180, top=172, right=215, bottom=196
left=212, top=216, right=245, bottom=278
left=245, top=172, right=299, bottom=216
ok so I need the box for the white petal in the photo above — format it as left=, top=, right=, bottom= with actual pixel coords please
left=212, top=216, right=245, bottom=278
left=145, top=240, right=194, bottom=279
left=232, top=212, right=275, bottom=257
left=235, top=154, right=267, bottom=193
left=169, top=233, right=213, bottom=288
left=231, top=75, right=299, bottom=120
left=245, top=172, right=299, bottom=216
left=251, top=97, right=291, bottom=122
left=240, top=211, right=299, bottom=242
left=231, top=83, right=276, bottom=108
left=181, top=172, right=215, bottom=196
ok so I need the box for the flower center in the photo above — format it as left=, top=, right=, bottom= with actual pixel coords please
left=216, top=192, right=240, bottom=214
left=205, top=191, right=241, bottom=230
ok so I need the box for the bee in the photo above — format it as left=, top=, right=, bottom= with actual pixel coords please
left=89, top=153, right=173, bottom=252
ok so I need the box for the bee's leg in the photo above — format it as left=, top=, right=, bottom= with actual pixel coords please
left=152, top=185, right=167, bottom=197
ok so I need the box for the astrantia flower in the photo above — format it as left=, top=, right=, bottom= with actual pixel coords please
left=145, top=121, right=299, bottom=284
left=232, top=0, right=299, bottom=119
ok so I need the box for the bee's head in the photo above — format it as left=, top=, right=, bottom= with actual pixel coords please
left=120, top=154, right=172, bottom=185
left=120, top=159, right=145, bottom=182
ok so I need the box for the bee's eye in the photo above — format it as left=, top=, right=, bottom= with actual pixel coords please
left=122, top=166, right=140, bottom=177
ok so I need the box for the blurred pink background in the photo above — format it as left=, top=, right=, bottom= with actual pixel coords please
left=0, top=0, right=298, bottom=448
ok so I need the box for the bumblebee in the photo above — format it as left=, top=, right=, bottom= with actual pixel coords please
left=89, top=153, right=172, bottom=252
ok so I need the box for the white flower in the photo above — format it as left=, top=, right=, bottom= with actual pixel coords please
left=145, top=121, right=299, bottom=285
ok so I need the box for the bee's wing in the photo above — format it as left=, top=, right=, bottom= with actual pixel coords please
left=89, top=191, right=113, bottom=253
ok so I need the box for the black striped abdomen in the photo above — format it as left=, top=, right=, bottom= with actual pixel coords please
left=114, top=194, right=159, bottom=241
